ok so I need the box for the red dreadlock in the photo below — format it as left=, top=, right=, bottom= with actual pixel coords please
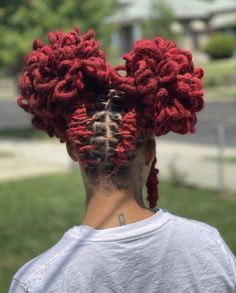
left=146, top=157, right=159, bottom=209
left=17, top=28, right=204, bottom=209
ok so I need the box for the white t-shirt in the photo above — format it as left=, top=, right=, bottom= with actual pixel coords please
left=9, top=208, right=236, bottom=293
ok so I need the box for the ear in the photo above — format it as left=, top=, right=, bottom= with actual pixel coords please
left=144, top=138, right=156, bottom=167
left=66, top=142, right=78, bottom=162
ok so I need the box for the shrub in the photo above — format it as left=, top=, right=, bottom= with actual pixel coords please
left=204, top=33, right=236, bottom=60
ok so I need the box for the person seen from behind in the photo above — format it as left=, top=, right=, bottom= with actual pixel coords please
left=9, top=28, right=236, bottom=292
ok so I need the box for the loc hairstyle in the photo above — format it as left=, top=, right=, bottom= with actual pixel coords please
left=17, top=28, right=205, bottom=209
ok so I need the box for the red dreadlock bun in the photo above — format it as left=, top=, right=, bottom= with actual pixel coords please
left=18, top=29, right=111, bottom=143
left=110, top=37, right=204, bottom=136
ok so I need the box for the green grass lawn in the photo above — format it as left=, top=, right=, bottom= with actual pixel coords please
left=0, top=172, right=236, bottom=292
left=0, top=127, right=49, bottom=140
left=201, top=58, right=236, bottom=87
left=203, top=154, right=236, bottom=164
left=0, top=78, right=16, bottom=100
left=205, top=86, right=236, bottom=102
left=199, top=58, right=236, bottom=102
left=0, top=151, right=15, bottom=158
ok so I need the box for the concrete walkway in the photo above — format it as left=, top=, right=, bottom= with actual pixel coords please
left=0, top=139, right=70, bottom=182
left=0, top=138, right=236, bottom=193
left=156, top=140, right=236, bottom=192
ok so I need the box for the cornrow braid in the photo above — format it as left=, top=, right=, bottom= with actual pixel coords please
left=66, top=89, right=150, bottom=178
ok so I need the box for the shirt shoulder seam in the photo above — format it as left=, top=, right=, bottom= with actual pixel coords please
left=12, top=277, right=29, bottom=292
left=18, top=236, right=74, bottom=286
left=167, top=211, right=218, bottom=234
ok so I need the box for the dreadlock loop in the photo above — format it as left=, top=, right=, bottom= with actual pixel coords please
left=18, top=29, right=110, bottom=143
left=111, top=36, right=205, bottom=136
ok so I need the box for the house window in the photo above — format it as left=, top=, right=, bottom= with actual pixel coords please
left=120, top=25, right=133, bottom=53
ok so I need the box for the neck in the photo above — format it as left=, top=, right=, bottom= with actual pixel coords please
left=81, top=185, right=154, bottom=229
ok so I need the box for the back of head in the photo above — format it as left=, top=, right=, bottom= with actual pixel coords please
left=17, top=28, right=205, bottom=208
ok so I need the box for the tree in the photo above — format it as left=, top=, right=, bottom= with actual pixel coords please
left=142, top=0, right=177, bottom=40
left=0, top=0, right=117, bottom=77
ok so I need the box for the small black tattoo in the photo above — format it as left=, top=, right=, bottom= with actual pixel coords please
left=117, top=213, right=126, bottom=226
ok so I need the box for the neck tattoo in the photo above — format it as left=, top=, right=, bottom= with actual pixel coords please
left=117, top=213, right=126, bottom=226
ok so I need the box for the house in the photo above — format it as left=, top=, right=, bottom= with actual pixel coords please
left=106, top=0, right=236, bottom=54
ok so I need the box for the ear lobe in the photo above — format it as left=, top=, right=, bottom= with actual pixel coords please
left=66, top=142, right=77, bottom=161
left=145, top=138, right=156, bottom=167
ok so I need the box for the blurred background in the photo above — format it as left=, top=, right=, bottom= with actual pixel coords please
left=0, top=0, right=236, bottom=291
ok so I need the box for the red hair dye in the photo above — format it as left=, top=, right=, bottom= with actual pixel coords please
left=18, top=29, right=204, bottom=209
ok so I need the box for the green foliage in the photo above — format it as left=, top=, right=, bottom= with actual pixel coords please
left=204, top=33, right=236, bottom=60
left=0, top=171, right=236, bottom=291
left=0, top=0, right=117, bottom=76
left=142, top=0, right=177, bottom=40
